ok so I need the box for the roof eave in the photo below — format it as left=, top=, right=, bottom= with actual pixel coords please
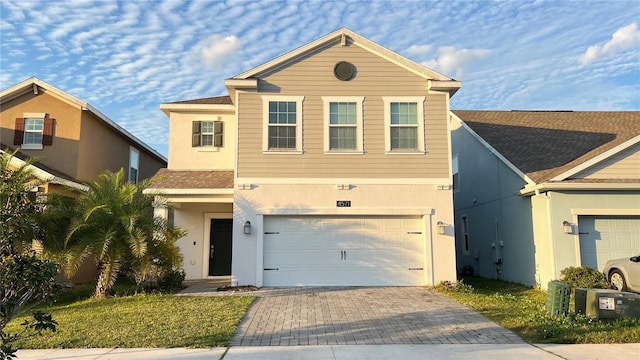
left=519, top=182, right=640, bottom=196
left=1, top=77, right=167, bottom=164
left=231, top=27, right=454, bottom=83
left=159, top=103, right=236, bottom=117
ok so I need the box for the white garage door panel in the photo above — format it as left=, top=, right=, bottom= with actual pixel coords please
left=263, top=216, right=425, bottom=286
left=579, top=216, right=640, bottom=271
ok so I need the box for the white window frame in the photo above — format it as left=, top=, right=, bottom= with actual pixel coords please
left=129, top=147, right=139, bottom=184
left=322, top=96, right=364, bottom=154
left=461, top=215, right=470, bottom=255
left=200, top=121, right=215, bottom=147
left=452, top=154, right=459, bottom=192
left=383, top=97, right=425, bottom=154
left=262, top=96, right=304, bottom=154
left=21, top=112, right=46, bottom=150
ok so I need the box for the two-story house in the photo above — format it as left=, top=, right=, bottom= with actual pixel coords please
left=1, top=77, right=167, bottom=187
left=149, top=28, right=461, bottom=287
left=1, top=77, right=168, bottom=283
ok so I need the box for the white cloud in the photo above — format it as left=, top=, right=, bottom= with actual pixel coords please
left=199, top=35, right=241, bottom=68
left=406, top=44, right=432, bottom=55
left=579, top=23, right=640, bottom=65
left=423, top=46, right=491, bottom=79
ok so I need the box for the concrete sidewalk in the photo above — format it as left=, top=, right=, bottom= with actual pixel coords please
left=16, top=343, right=640, bottom=359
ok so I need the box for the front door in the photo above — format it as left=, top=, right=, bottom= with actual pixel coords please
left=209, top=219, right=233, bottom=276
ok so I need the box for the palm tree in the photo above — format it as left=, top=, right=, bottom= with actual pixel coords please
left=64, top=168, right=183, bottom=299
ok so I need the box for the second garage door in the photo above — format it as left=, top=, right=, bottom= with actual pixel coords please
left=579, top=216, right=640, bottom=271
left=263, top=215, right=425, bottom=286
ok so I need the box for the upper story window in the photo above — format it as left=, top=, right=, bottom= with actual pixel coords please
left=13, top=114, right=54, bottom=150
left=262, top=96, right=304, bottom=153
left=322, top=96, right=364, bottom=153
left=383, top=97, right=425, bottom=154
left=192, top=119, right=223, bottom=147
left=452, top=154, right=459, bottom=192
left=129, top=147, right=139, bottom=184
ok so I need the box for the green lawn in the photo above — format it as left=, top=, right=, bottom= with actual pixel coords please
left=434, top=277, right=640, bottom=343
left=7, top=290, right=255, bottom=348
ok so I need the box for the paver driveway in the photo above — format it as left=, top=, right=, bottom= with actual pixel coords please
left=229, top=287, right=524, bottom=346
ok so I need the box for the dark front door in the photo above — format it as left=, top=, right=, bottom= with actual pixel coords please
left=209, top=219, right=233, bottom=276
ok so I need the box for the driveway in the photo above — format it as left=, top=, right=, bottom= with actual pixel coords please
left=227, top=287, right=524, bottom=346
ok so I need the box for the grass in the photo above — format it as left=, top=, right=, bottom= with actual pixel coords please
left=7, top=284, right=255, bottom=349
left=434, top=276, right=640, bottom=344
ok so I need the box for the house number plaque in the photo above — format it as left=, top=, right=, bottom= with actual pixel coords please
left=337, top=200, right=351, bottom=207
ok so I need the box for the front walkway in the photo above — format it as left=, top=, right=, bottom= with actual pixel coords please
left=181, top=286, right=523, bottom=346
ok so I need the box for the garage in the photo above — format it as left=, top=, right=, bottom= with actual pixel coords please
left=263, top=215, right=426, bottom=286
left=579, top=216, right=640, bottom=271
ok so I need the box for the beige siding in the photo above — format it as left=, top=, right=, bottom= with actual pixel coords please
left=237, top=41, right=450, bottom=179
left=573, top=144, right=640, bottom=179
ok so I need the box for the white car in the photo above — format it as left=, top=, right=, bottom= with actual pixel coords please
left=603, top=255, right=640, bottom=293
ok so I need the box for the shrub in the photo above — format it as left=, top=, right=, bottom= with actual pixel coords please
left=158, top=269, right=186, bottom=292
left=559, top=266, right=610, bottom=290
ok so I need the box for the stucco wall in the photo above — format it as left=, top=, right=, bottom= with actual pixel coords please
left=172, top=202, right=233, bottom=280
left=451, top=120, right=536, bottom=285
left=233, top=183, right=456, bottom=286
left=534, top=190, right=640, bottom=288
left=167, top=111, right=236, bottom=170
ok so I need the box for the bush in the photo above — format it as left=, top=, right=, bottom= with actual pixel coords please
left=158, top=269, right=186, bottom=292
left=559, top=266, right=610, bottom=290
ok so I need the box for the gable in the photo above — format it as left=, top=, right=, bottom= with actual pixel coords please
left=571, top=143, right=640, bottom=180
left=452, top=110, right=640, bottom=184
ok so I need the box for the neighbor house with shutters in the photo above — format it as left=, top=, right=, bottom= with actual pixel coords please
left=1, top=77, right=168, bottom=282
left=148, top=28, right=461, bottom=287
left=1, top=77, right=167, bottom=186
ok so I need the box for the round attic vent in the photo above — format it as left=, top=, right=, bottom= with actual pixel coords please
left=334, top=61, right=355, bottom=81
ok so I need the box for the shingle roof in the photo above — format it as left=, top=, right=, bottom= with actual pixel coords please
left=452, top=110, right=640, bottom=183
left=148, top=168, right=234, bottom=189
left=1, top=144, right=78, bottom=183
left=164, top=96, right=232, bottom=105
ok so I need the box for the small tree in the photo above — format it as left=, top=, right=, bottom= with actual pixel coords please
left=63, top=169, right=184, bottom=298
left=0, top=151, right=58, bottom=359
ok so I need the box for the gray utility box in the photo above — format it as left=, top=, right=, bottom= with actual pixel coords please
left=575, top=288, right=640, bottom=320
left=546, top=281, right=571, bottom=316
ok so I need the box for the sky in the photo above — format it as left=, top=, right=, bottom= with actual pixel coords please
left=1, top=0, right=639, bottom=158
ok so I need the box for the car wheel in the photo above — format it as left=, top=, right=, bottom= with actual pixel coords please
left=610, top=270, right=628, bottom=292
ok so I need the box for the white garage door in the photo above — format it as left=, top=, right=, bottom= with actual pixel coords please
left=579, top=216, right=640, bottom=271
left=263, top=216, right=425, bottom=286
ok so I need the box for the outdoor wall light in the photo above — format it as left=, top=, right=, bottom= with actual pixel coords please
left=562, top=221, right=573, bottom=234
left=437, top=221, right=446, bottom=235
left=243, top=221, right=252, bottom=235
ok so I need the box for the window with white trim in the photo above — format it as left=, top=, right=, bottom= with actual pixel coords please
left=461, top=215, right=470, bottom=254
left=129, top=147, right=139, bottom=184
left=383, top=97, right=425, bottom=153
left=24, top=118, right=44, bottom=145
left=192, top=119, right=223, bottom=147
left=14, top=113, right=54, bottom=150
left=322, top=96, right=364, bottom=153
left=262, top=96, right=304, bottom=153
left=452, top=154, right=459, bottom=192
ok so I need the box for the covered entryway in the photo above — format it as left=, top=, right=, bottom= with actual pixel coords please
left=263, top=215, right=425, bottom=286
left=209, top=219, right=233, bottom=276
left=579, top=216, right=640, bottom=271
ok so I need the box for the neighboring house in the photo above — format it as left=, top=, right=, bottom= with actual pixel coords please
left=0, top=77, right=167, bottom=186
left=1, top=77, right=168, bottom=283
left=450, top=110, right=640, bottom=289
left=148, top=28, right=461, bottom=287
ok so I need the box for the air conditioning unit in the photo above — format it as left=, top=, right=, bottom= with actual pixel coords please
left=575, top=288, right=640, bottom=320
